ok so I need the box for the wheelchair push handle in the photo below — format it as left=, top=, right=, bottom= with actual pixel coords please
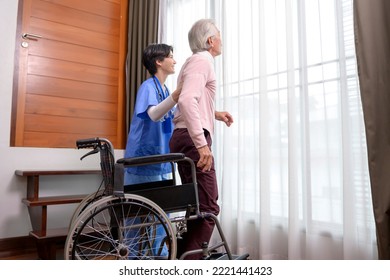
left=76, top=137, right=101, bottom=149
left=76, top=137, right=114, bottom=161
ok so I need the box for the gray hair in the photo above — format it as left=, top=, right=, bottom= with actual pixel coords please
left=188, top=19, right=219, bottom=53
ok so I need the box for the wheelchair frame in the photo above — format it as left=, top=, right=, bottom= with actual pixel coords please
left=64, top=137, right=248, bottom=260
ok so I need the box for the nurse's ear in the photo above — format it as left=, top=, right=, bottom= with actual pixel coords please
left=155, top=59, right=163, bottom=68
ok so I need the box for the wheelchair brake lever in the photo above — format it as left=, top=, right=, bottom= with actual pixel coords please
left=80, top=148, right=100, bottom=161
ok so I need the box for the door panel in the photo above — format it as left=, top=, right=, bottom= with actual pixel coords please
left=25, top=95, right=117, bottom=120
left=31, top=0, right=120, bottom=36
left=43, top=0, right=121, bottom=19
left=24, top=115, right=117, bottom=135
left=28, top=39, right=119, bottom=69
left=27, top=56, right=119, bottom=85
left=12, top=0, right=127, bottom=148
left=29, top=17, right=119, bottom=52
left=27, top=76, right=118, bottom=103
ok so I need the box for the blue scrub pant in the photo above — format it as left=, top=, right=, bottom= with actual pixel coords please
left=124, top=172, right=170, bottom=258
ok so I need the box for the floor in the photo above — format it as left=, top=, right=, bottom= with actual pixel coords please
left=0, top=252, right=39, bottom=260
left=0, top=246, right=64, bottom=260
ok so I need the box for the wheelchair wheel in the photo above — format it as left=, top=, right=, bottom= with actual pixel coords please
left=68, top=189, right=105, bottom=229
left=64, top=194, right=176, bottom=260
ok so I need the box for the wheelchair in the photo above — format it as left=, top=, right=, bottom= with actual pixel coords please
left=64, top=137, right=249, bottom=260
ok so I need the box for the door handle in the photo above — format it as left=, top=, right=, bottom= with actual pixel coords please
left=22, top=33, right=42, bottom=40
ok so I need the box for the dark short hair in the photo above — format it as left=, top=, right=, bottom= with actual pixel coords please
left=142, top=43, right=173, bottom=75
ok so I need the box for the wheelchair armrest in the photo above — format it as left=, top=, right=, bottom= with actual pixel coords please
left=116, top=153, right=185, bottom=167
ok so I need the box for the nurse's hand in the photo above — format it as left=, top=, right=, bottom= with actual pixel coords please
left=171, top=81, right=183, bottom=103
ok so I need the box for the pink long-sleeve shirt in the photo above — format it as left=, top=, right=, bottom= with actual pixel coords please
left=173, top=51, right=216, bottom=148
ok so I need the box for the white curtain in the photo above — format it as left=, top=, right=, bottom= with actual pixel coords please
left=162, top=0, right=377, bottom=260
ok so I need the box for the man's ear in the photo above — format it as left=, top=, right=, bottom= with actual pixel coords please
left=207, top=37, right=214, bottom=48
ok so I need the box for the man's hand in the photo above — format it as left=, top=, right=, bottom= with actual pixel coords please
left=215, top=111, right=234, bottom=127
left=197, top=145, right=213, bottom=172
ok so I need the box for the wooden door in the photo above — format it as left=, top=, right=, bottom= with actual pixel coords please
left=11, top=0, right=128, bottom=148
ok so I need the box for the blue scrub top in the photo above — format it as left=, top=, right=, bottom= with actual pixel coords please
left=124, top=77, right=174, bottom=176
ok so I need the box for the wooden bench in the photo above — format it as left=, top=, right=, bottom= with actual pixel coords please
left=15, top=169, right=101, bottom=259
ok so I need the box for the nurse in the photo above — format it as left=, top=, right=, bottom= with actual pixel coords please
left=124, top=43, right=181, bottom=184
left=124, top=43, right=181, bottom=258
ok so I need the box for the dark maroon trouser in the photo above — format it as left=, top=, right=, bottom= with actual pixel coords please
left=169, top=128, right=220, bottom=259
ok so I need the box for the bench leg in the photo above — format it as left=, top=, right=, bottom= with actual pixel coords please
left=35, top=240, right=58, bottom=260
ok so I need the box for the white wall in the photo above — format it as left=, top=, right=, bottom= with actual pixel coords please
left=0, top=0, right=124, bottom=239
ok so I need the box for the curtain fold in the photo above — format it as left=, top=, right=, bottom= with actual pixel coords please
left=353, top=0, right=390, bottom=259
left=126, top=0, right=160, bottom=133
